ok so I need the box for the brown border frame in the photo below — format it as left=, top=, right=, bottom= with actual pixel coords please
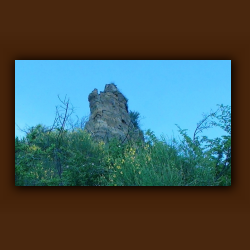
left=1, top=9, right=249, bottom=248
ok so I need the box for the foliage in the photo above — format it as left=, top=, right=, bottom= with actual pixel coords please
left=129, top=110, right=140, bottom=129
left=15, top=103, right=231, bottom=186
left=175, top=104, right=231, bottom=186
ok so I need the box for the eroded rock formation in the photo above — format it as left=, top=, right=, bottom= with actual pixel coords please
left=84, top=83, right=143, bottom=143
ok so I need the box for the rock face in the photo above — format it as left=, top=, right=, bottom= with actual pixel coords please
left=84, top=83, right=143, bottom=143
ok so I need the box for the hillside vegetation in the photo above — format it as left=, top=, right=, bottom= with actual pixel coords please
left=15, top=101, right=231, bottom=186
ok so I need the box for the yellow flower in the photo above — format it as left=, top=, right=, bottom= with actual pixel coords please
left=29, top=145, right=40, bottom=151
left=116, top=166, right=121, bottom=169
left=120, top=171, right=123, bottom=174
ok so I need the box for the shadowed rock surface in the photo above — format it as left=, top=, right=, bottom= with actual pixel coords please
left=84, top=83, right=143, bottom=143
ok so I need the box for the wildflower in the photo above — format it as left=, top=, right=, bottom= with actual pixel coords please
left=120, top=171, right=123, bottom=174
left=113, top=174, right=116, bottom=178
left=116, top=166, right=121, bottom=169
left=29, top=145, right=39, bottom=151
left=139, top=171, right=141, bottom=174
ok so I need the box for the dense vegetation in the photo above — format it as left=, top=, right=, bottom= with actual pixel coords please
left=15, top=100, right=231, bottom=186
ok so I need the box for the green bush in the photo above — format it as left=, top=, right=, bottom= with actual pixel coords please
left=15, top=104, right=231, bottom=186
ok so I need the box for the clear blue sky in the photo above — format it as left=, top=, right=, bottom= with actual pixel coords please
left=15, top=60, right=231, bottom=141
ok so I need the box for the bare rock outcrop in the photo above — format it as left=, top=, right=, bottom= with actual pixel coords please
left=84, top=83, right=143, bottom=143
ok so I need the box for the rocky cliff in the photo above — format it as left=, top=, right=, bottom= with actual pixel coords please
left=84, top=83, right=143, bottom=143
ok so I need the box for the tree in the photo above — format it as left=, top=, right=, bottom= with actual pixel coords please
left=203, top=104, right=231, bottom=184
left=176, top=104, right=231, bottom=186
